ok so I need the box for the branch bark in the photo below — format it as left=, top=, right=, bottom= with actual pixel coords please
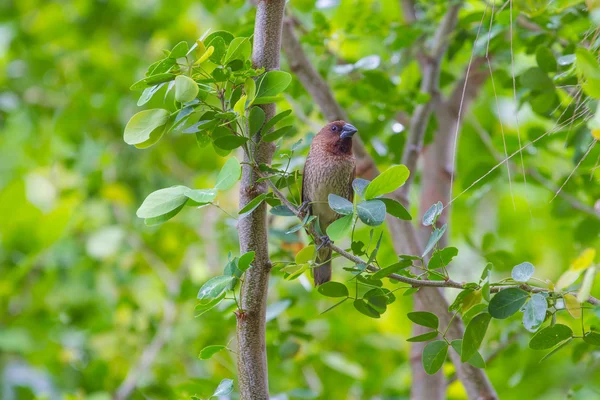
left=237, top=1, right=286, bottom=399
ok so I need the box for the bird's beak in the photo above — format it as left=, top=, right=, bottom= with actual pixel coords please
left=340, top=123, right=358, bottom=139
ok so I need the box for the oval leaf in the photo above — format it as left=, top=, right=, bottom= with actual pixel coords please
left=407, top=331, right=438, bottom=343
left=512, top=262, right=535, bottom=282
left=407, top=311, right=439, bottom=330
left=318, top=281, right=349, bottom=298
left=328, top=194, right=354, bottom=215
left=522, top=293, right=547, bottom=332
left=357, top=200, right=386, bottom=226
left=137, top=186, right=189, bottom=219
left=422, top=340, right=448, bottom=375
left=124, top=109, right=170, bottom=147
left=564, top=293, right=582, bottom=319
left=215, top=157, right=242, bottom=191
left=379, top=198, right=411, bottom=220
left=256, top=70, right=292, bottom=98
left=198, top=345, right=226, bottom=360
left=363, top=165, right=410, bottom=200
left=197, top=275, right=235, bottom=301
left=326, top=214, right=354, bottom=241
left=461, top=312, right=491, bottom=362
left=488, top=288, right=529, bottom=319
left=174, top=75, right=199, bottom=103
left=529, top=324, right=573, bottom=350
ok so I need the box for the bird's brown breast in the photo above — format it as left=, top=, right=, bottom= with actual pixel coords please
left=303, top=147, right=355, bottom=231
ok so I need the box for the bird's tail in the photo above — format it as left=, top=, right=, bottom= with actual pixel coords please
left=314, top=246, right=332, bottom=286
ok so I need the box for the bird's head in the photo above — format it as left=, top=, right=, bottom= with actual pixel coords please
left=315, top=120, right=358, bottom=154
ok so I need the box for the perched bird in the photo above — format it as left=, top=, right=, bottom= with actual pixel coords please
left=302, top=120, right=358, bottom=286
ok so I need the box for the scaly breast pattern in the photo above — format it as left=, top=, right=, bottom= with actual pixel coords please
left=304, top=151, right=354, bottom=231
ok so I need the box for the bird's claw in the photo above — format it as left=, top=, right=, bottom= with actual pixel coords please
left=298, top=200, right=310, bottom=218
left=316, top=235, right=332, bottom=251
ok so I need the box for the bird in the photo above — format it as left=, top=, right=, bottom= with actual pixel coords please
left=302, top=120, right=358, bottom=286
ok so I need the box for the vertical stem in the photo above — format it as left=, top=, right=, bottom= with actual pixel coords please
left=236, top=1, right=286, bottom=399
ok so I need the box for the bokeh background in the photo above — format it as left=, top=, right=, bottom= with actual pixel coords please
left=1, top=0, right=600, bottom=399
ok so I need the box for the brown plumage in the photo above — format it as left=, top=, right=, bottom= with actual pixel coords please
left=302, top=120, right=357, bottom=286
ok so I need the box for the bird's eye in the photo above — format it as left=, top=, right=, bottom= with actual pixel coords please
left=332, top=126, right=337, bottom=131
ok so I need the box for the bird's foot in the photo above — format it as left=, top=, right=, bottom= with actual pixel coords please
left=297, top=200, right=310, bottom=218
left=316, top=235, right=332, bottom=251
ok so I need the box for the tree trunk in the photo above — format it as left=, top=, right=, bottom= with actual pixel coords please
left=236, top=1, right=286, bottom=399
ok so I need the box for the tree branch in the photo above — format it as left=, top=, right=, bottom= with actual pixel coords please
left=236, top=1, right=286, bottom=399
left=398, top=2, right=462, bottom=201
left=260, top=173, right=599, bottom=306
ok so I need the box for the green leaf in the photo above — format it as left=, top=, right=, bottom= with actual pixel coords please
left=536, top=46, right=557, bottom=73
left=352, top=178, right=370, bottom=197
left=363, top=165, right=410, bottom=199
left=137, top=186, right=189, bottom=219
left=583, top=332, right=600, bottom=346
left=577, top=266, right=596, bottom=303
left=367, top=295, right=387, bottom=314
left=529, top=324, right=573, bottom=350
left=520, top=67, right=555, bottom=91
left=407, top=331, right=438, bottom=342
left=262, top=125, right=294, bottom=142
left=256, top=70, right=292, bottom=98
left=356, top=200, right=386, bottom=226
left=124, top=109, right=170, bottom=148
left=198, top=345, right=226, bottom=360
left=195, top=292, right=226, bottom=317
left=174, top=75, right=199, bottom=102
left=212, top=378, right=234, bottom=397
left=223, top=37, right=251, bottom=64
left=379, top=198, right=411, bottom=220
left=197, top=276, right=235, bottom=301
left=353, top=299, right=380, bottom=318
left=407, top=311, right=439, bottom=329
left=295, top=245, right=315, bottom=264
left=428, top=247, right=458, bottom=270
left=144, top=203, right=186, bottom=226
left=270, top=205, right=295, bottom=216
left=169, top=41, right=188, bottom=58
left=539, top=337, right=573, bottom=363
left=328, top=194, right=354, bottom=215
left=206, top=36, right=226, bottom=63
left=249, top=107, right=265, bottom=136
left=422, top=224, right=447, bottom=257
left=422, top=340, right=448, bottom=375
left=489, top=288, right=529, bottom=319
left=184, top=188, right=217, bottom=205
left=522, top=293, right=547, bottom=332
left=451, top=340, right=486, bottom=369
left=461, top=312, right=491, bottom=362
left=205, top=30, right=234, bottom=45
left=245, top=77, right=256, bottom=103
left=511, top=262, right=535, bottom=282
left=234, top=94, right=247, bottom=115
left=261, top=109, right=292, bottom=134
left=214, top=134, right=249, bottom=150
left=239, top=193, right=268, bottom=218
left=215, top=157, right=242, bottom=190
left=137, top=83, right=165, bottom=106
left=422, top=201, right=443, bottom=226
left=238, top=251, right=255, bottom=272
left=564, top=294, right=582, bottom=319
left=318, top=282, right=349, bottom=298
left=326, top=214, right=353, bottom=241
left=371, top=260, right=412, bottom=280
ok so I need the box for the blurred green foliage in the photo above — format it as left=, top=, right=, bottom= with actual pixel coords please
left=1, top=0, right=600, bottom=399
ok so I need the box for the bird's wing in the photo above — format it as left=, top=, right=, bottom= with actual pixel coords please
left=348, top=165, right=356, bottom=203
